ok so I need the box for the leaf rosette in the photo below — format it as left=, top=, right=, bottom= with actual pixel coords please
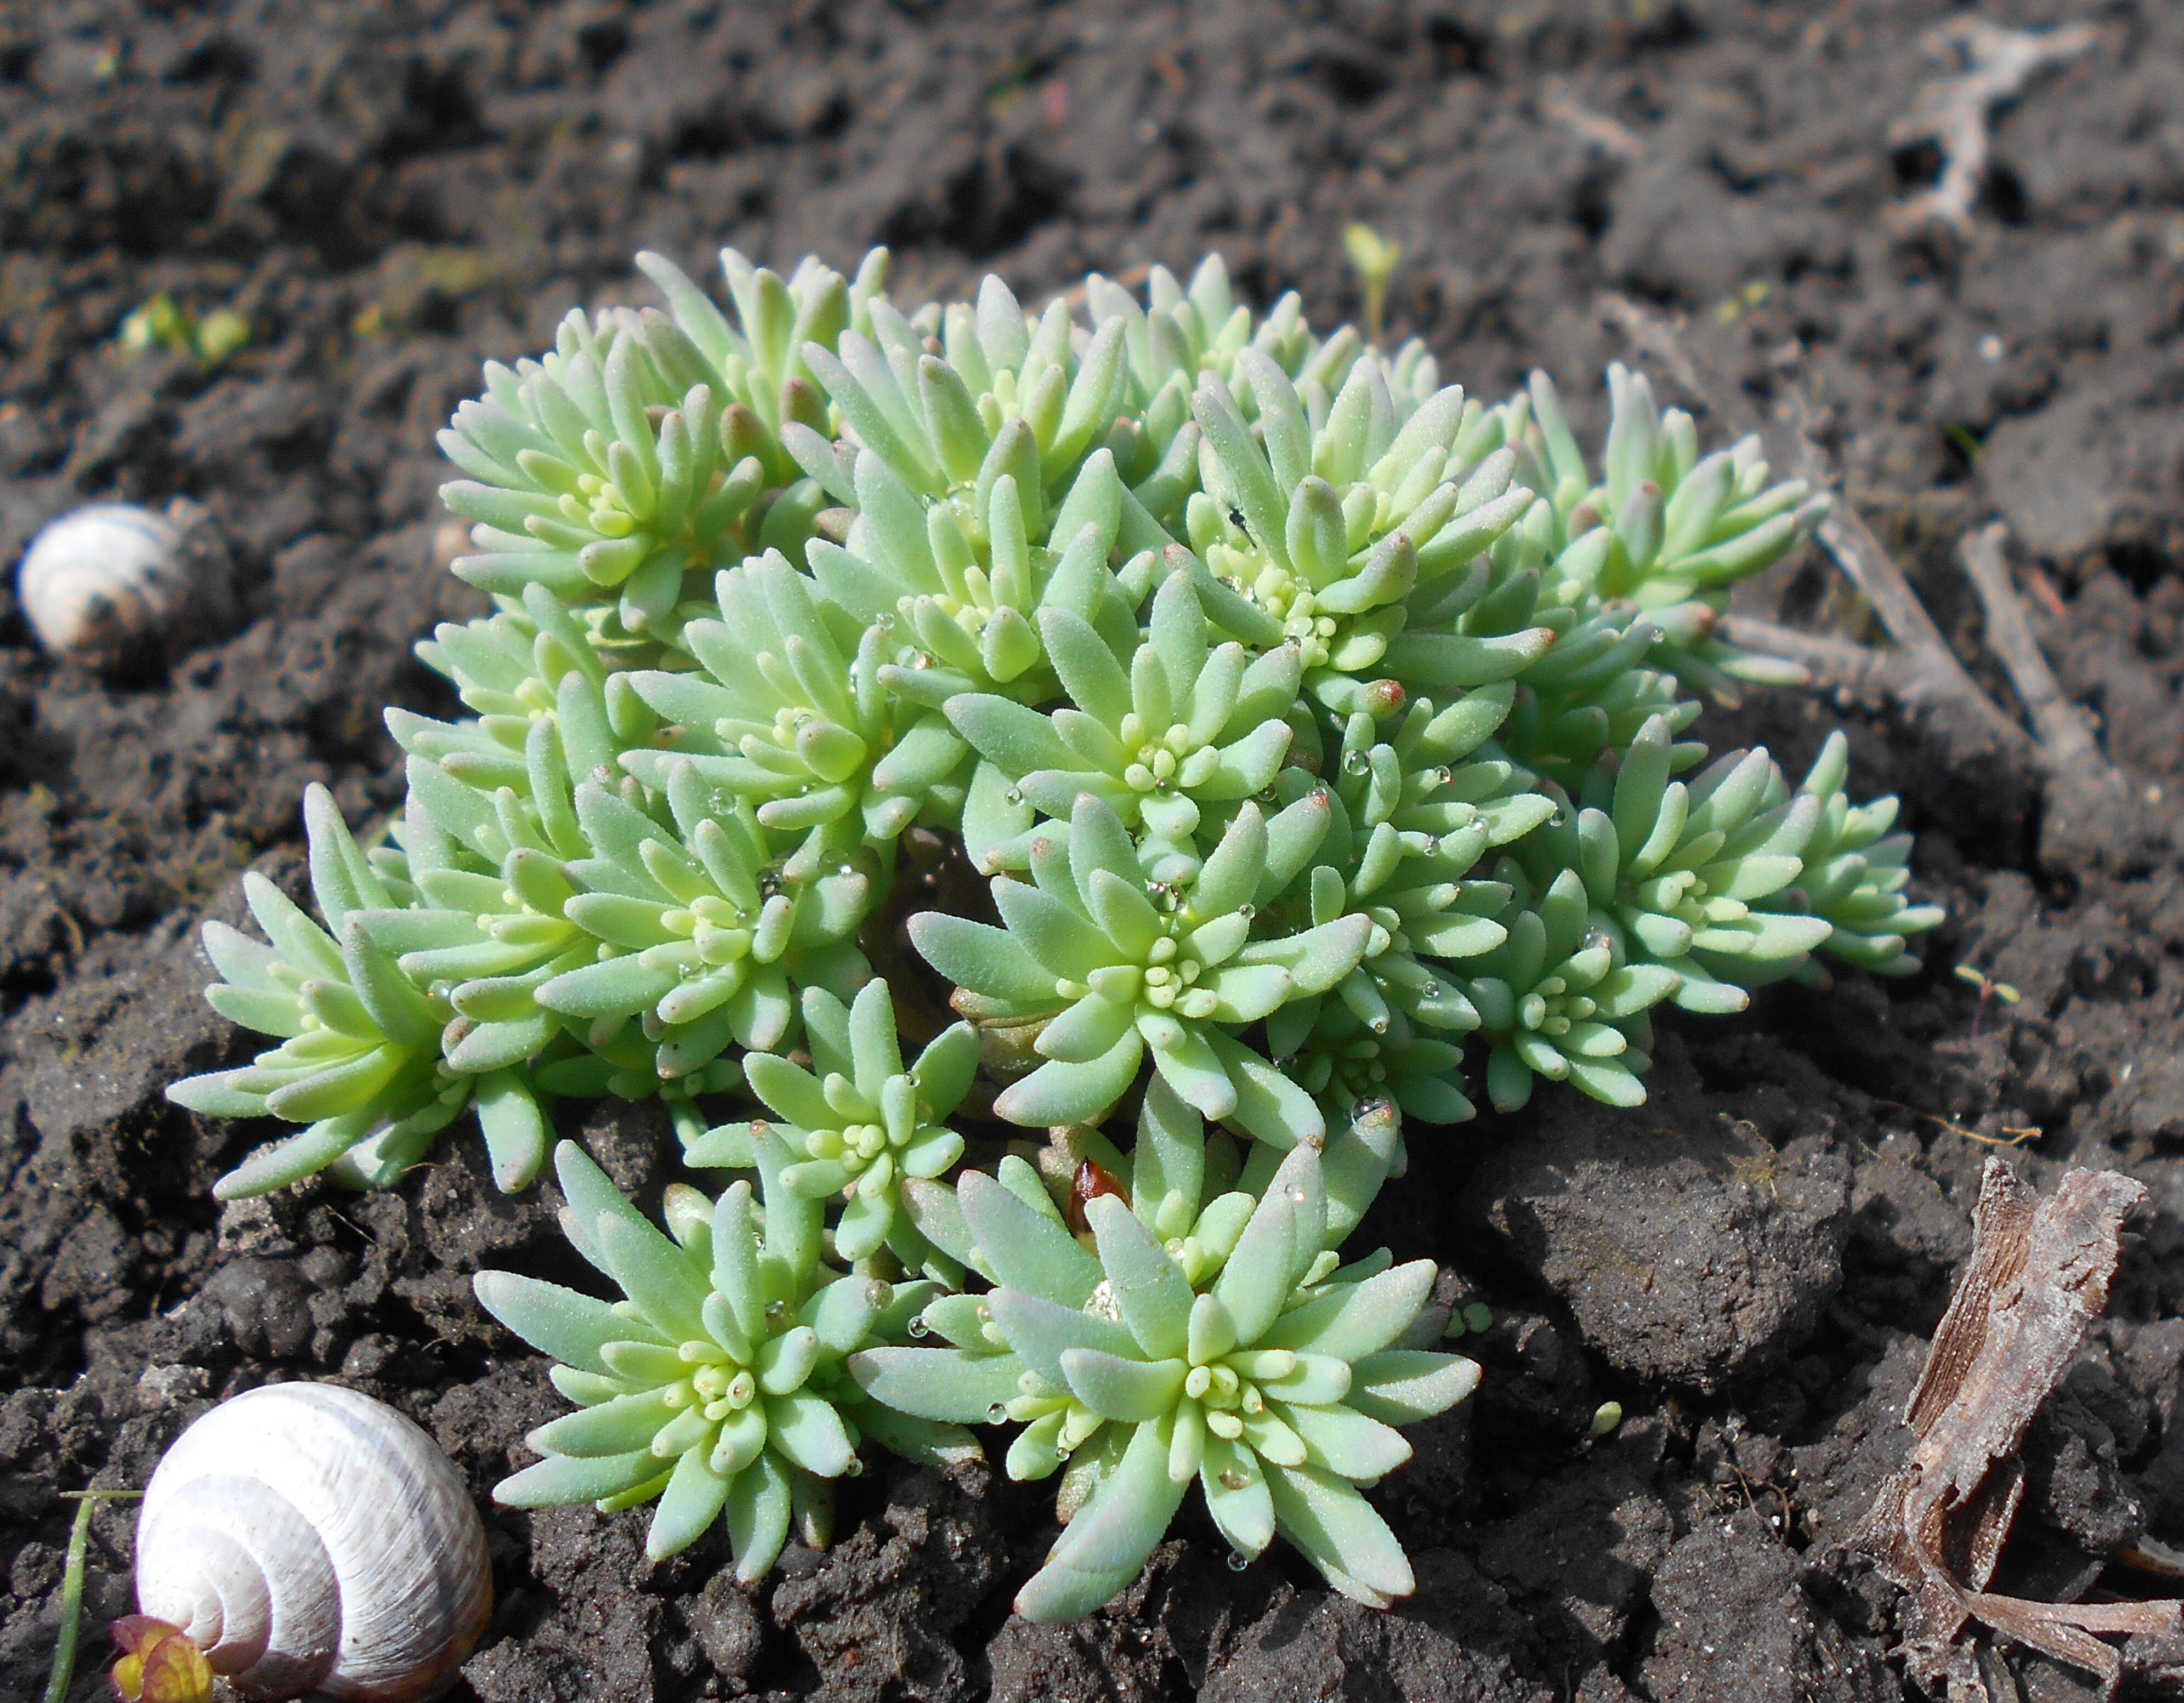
left=474, top=1138, right=973, bottom=1575
left=853, top=1084, right=1474, bottom=1621
left=166, top=786, right=534, bottom=1196
left=946, top=571, right=1298, bottom=845
left=911, top=792, right=1366, bottom=1146
left=685, top=980, right=977, bottom=1266
left=620, top=553, right=957, bottom=876
left=532, top=764, right=869, bottom=1085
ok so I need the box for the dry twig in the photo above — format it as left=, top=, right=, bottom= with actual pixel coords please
left=1783, top=406, right=2036, bottom=759
left=1715, top=612, right=1895, bottom=699
left=1538, top=83, right=1643, bottom=161
left=1597, top=291, right=1763, bottom=440
left=1958, top=521, right=2120, bottom=787
left=1853, top=1158, right=2181, bottom=1698
left=1889, top=18, right=2100, bottom=236
left=1598, top=245, right=2174, bottom=872
left=1597, top=294, right=2140, bottom=798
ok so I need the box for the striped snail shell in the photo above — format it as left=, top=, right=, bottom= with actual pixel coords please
left=16, top=502, right=191, bottom=664
left=134, top=1383, right=493, bottom=1702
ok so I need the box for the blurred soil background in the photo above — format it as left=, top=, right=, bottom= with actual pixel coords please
left=3, top=1, right=2184, bottom=1699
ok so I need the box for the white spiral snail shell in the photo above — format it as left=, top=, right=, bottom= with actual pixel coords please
left=134, top=1383, right=493, bottom=1701
left=15, top=501, right=191, bottom=663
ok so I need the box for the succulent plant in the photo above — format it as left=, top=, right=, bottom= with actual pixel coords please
left=166, top=240, right=1939, bottom=1613
left=911, top=790, right=1368, bottom=1145
left=166, top=785, right=512, bottom=1197
left=1500, top=364, right=1825, bottom=699
left=852, top=1082, right=1472, bottom=1620
left=684, top=979, right=975, bottom=1266
left=474, top=1139, right=970, bottom=1573
left=1458, top=865, right=1678, bottom=1114
left=530, top=763, right=870, bottom=1075
left=439, top=248, right=886, bottom=626
left=1783, top=731, right=1943, bottom=976
left=946, top=570, right=1298, bottom=844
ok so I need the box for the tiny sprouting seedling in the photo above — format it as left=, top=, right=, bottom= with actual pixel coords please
left=119, top=293, right=250, bottom=368
left=166, top=243, right=1938, bottom=1617
left=1953, top=961, right=2022, bottom=1036
left=1342, top=224, right=1400, bottom=349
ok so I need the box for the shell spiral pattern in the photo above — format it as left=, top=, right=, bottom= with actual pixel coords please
left=134, top=1383, right=493, bottom=1702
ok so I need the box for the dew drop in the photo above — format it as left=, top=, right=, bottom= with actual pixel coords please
left=1548, top=808, right=1567, bottom=826
left=986, top=1402, right=1010, bottom=1423
left=846, top=1455, right=865, bottom=1477
left=765, top=1299, right=791, bottom=1324
left=906, top=1315, right=931, bottom=1338
left=1218, top=1468, right=1250, bottom=1491
left=1342, top=751, right=1369, bottom=775
left=1005, top=787, right=1024, bottom=806
left=1237, top=904, right=1255, bottom=921
left=1226, top=1550, right=1251, bottom=1573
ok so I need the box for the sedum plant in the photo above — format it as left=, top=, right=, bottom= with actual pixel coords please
left=683, top=979, right=977, bottom=1267
left=851, top=1082, right=1476, bottom=1619
left=473, top=1139, right=972, bottom=1573
left=167, top=240, right=1938, bottom=1616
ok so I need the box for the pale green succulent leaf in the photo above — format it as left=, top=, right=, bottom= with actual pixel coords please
left=1347, top=1348, right=1482, bottom=1425
left=847, top=1347, right=1024, bottom=1423
left=1016, top=1416, right=1186, bottom=1623
left=1263, top=1462, right=1414, bottom=1607
left=957, top=1170, right=1103, bottom=1306
left=1060, top=1348, right=1188, bottom=1422
left=1085, top=1194, right=1193, bottom=1360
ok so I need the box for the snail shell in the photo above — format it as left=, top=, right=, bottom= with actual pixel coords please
left=135, top=1383, right=493, bottom=1702
left=16, top=502, right=191, bottom=663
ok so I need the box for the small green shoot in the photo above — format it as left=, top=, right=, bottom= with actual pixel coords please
left=1343, top=223, right=1400, bottom=347
left=43, top=1489, right=144, bottom=1703
left=119, top=294, right=251, bottom=368
left=1954, top=962, right=2021, bottom=1037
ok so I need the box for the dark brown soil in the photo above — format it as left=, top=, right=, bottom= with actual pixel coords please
left=4, top=2, right=2184, bottom=1699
